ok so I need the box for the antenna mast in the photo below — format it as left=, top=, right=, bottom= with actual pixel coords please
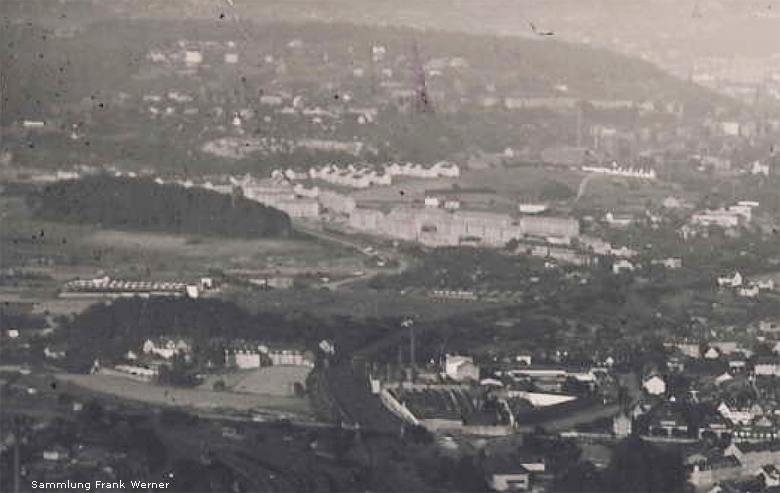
left=412, top=41, right=434, bottom=114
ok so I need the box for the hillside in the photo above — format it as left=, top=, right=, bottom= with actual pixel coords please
left=25, top=176, right=292, bottom=238
left=2, top=17, right=730, bottom=123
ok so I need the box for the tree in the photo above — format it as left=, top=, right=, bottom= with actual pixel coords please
left=556, top=460, right=603, bottom=493
left=603, top=436, right=686, bottom=492
left=404, top=424, right=434, bottom=445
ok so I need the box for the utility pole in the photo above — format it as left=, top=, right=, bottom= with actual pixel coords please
left=14, top=416, right=21, bottom=493
left=402, top=318, right=415, bottom=379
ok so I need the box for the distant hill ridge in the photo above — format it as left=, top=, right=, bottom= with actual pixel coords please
left=1, top=16, right=732, bottom=123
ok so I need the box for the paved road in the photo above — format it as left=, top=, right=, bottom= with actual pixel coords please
left=574, top=173, right=595, bottom=202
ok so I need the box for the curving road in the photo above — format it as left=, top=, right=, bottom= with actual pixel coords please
left=293, top=221, right=412, bottom=290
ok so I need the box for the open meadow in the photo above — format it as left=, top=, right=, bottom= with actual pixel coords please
left=1, top=194, right=352, bottom=281
left=56, top=373, right=312, bottom=414
left=199, top=366, right=313, bottom=397
left=573, top=174, right=694, bottom=213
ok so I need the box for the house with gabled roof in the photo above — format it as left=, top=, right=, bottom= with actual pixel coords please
left=717, top=272, right=743, bottom=288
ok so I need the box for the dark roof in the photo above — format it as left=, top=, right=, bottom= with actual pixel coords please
left=694, top=456, right=741, bottom=470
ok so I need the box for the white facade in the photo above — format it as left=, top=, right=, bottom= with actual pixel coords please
left=142, top=338, right=190, bottom=360
left=444, top=354, right=480, bottom=382
left=717, top=272, right=743, bottom=288
left=643, top=375, right=666, bottom=395
left=227, top=350, right=262, bottom=369
left=184, top=51, right=203, bottom=66
left=754, top=359, right=780, bottom=376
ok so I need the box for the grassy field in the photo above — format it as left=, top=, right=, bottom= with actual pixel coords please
left=1, top=194, right=351, bottom=279
left=56, top=373, right=312, bottom=414
left=199, top=366, right=312, bottom=397
left=351, top=166, right=585, bottom=207
left=574, top=174, right=694, bottom=213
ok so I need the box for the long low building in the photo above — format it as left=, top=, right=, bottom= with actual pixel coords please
left=348, top=206, right=579, bottom=247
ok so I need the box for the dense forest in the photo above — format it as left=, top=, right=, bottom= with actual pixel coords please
left=26, top=176, right=292, bottom=238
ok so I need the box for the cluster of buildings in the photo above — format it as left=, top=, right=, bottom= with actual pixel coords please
left=105, top=336, right=315, bottom=382
left=273, top=160, right=460, bottom=189
left=716, top=271, right=776, bottom=298
left=689, top=201, right=760, bottom=229
left=146, top=39, right=240, bottom=69
left=223, top=341, right=315, bottom=369
left=688, top=442, right=780, bottom=488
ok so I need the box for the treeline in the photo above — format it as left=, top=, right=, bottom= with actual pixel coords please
left=57, top=297, right=405, bottom=372
left=369, top=247, right=551, bottom=291
left=26, top=176, right=291, bottom=238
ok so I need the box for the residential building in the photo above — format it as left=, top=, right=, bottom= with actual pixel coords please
left=267, top=347, right=315, bottom=367
left=444, top=354, right=480, bottom=382
left=717, top=272, right=743, bottom=288
left=614, top=411, right=633, bottom=437
left=733, top=416, right=780, bottom=443
left=652, top=258, right=683, bottom=269
left=142, top=338, right=191, bottom=360
left=738, top=285, right=760, bottom=298
left=754, top=357, right=780, bottom=376
left=224, top=342, right=264, bottom=369
left=689, top=457, right=743, bottom=488
left=724, top=441, right=780, bottom=471
left=649, top=405, right=689, bottom=437
left=643, top=374, right=666, bottom=395
left=43, top=446, right=70, bottom=461
left=718, top=402, right=757, bottom=426
left=613, top=259, right=636, bottom=274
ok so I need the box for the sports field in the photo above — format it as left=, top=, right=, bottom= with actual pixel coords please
left=56, top=373, right=312, bottom=414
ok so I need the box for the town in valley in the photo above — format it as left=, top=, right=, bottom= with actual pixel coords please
left=1, top=0, right=779, bottom=492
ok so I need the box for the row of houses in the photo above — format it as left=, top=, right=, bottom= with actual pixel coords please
left=274, top=161, right=461, bottom=189
left=61, top=276, right=212, bottom=299
left=223, top=341, right=315, bottom=369
left=581, top=164, right=657, bottom=179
